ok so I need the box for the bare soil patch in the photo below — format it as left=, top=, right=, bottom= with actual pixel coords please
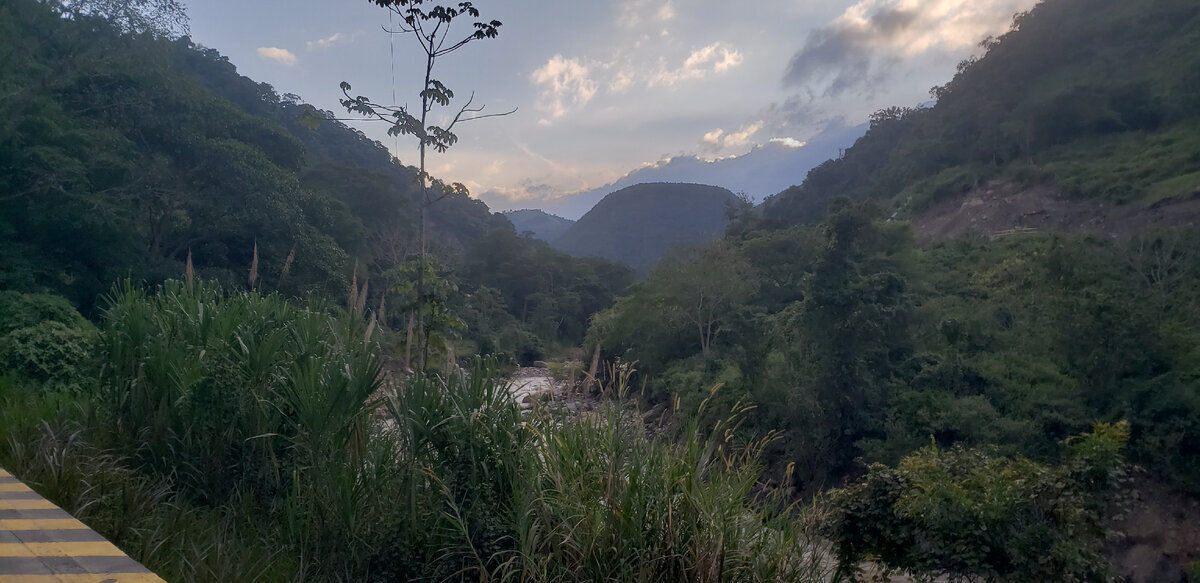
left=911, top=181, right=1200, bottom=245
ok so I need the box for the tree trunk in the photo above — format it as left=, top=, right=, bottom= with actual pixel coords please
left=404, top=312, right=414, bottom=371
left=586, top=342, right=602, bottom=394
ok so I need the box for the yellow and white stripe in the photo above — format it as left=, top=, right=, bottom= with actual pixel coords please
left=0, top=468, right=166, bottom=582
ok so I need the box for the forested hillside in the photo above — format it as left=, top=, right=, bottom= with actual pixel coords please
left=0, top=0, right=629, bottom=359
left=762, top=0, right=1200, bottom=227
left=3, top=0, right=1200, bottom=581
left=502, top=209, right=575, bottom=241
left=553, top=182, right=742, bottom=270
left=591, top=2, right=1200, bottom=576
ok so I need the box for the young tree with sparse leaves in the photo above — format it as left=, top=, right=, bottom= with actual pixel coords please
left=340, top=0, right=511, bottom=370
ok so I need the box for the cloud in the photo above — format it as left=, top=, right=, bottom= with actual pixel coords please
left=769, top=137, right=807, bottom=148
left=256, top=46, right=297, bottom=66
left=783, top=0, right=1036, bottom=96
left=701, top=122, right=763, bottom=150
left=619, top=0, right=676, bottom=27
left=531, top=55, right=598, bottom=119
left=652, top=42, right=743, bottom=86
left=306, top=32, right=343, bottom=50
left=609, top=69, right=634, bottom=93
left=656, top=2, right=676, bottom=22
left=722, top=121, right=763, bottom=148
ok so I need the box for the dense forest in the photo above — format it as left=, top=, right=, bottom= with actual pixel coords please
left=2, top=0, right=1200, bottom=581
left=0, top=0, right=630, bottom=361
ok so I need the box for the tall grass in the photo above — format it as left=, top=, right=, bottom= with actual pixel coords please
left=374, top=361, right=834, bottom=582
left=2, top=280, right=833, bottom=582
left=507, top=385, right=834, bottom=583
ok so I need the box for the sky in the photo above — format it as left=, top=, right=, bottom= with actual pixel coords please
left=185, top=0, right=1039, bottom=214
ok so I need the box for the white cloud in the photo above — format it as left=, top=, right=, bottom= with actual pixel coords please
left=784, top=0, right=1038, bottom=94
left=657, top=2, right=676, bottom=22
left=531, top=55, right=598, bottom=119
left=256, top=47, right=297, bottom=66
left=609, top=69, right=634, bottom=93
left=702, top=129, right=725, bottom=145
left=770, top=137, right=807, bottom=148
left=619, top=0, right=678, bottom=27
left=652, top=42, right=743, bottom=86
left=722, top=121, right=763, bottom=148
left=306, top=32, right=343, bottom=50
left=700, top=122, right=764, bottom=150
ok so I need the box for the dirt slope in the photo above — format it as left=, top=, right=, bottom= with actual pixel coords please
left=910, top=181, right=1200, bottom=245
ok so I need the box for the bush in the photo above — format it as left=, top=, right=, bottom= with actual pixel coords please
left=0, top=320, right=96, bottom=393
left=0, top=290, right=88, bottom=335
left=830, top=422, right=1129, bottom=583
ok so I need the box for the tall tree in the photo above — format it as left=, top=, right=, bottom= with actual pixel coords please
left=341, top=0, right=511, bottom=370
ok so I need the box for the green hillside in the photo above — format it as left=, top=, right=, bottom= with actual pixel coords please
left=552, top=183, right=741, bottom=270
left=592, top=5, right=1200, bottom=578
left=502, top=209, right=575, bottom=241
left=0, top=0, right=630, bottom=359
left=762, top=0, right=1200, bottom=227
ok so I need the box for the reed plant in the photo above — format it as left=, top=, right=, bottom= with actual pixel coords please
left=3, top=281, right=834, bottom=582
left=507, top=384, right=834, bottom=583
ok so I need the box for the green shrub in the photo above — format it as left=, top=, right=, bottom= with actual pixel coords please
left=0, top=320, right=96, bottom=393
left=830, top=422, right=1129, bottom=583
left=0, top=290, right=88, bottom=335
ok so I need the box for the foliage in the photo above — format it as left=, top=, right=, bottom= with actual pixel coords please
left=761, top=0, right=1200, bottom=224
left=829, top=422, right=1129, bottom=583
left=553, top=182, right=742, bottom=271
left=597, top=195, right=1200, bottom=495
left=3, top=282, right=830, bottom=581
left=0, top=291, right=96, bottom=393
left=511, top=385, right=834, bottom=583
left=0, top=291, right=90, bottom=335
left=97, top=280, right=383, bottom=505
left=0, top=0, right=624, bottom=360
left=463, top=228, right=634, bottom=353
left=341, top=0, right=508, bottom=371
left=0, top=321, right=96, bottom=394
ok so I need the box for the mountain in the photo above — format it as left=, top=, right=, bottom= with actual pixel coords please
left=483, top=121, right=866, bottom=220
left=551, top=183, right=739, bottom=270
left=502, top=210, right=575, bottom=241
left=761, top=0, right=1200, bottom=231
left=0, top=0, right=516, bottom=306
left=0, top=0, right=634, bottom=357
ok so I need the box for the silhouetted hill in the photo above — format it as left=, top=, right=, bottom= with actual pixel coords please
left=502, top=210, right=575, bottom=241
left=551, top=183, right=739, bottom=270
left=486, top=121, right=864, bottom=220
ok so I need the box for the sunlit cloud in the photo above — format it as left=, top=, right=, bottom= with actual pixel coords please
left=652, top=42, right=743, bottom=86
left=531, top=55, right=598, bottom=119
left=256, top=46, right=297, bottom=66
left=769, top=137, right=807, bottom=148
left=306, top=32, right=343, bottom=50
left=722, top=121, right=763, bottom=148
left=609, top=69, right=634, bottom=93
left=700, top=121, right=764, bottom=151
left=784, top=0, right=1037, bottom=96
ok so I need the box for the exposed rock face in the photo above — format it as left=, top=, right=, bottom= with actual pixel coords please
left=1106, top=477, right=1200, bottom=583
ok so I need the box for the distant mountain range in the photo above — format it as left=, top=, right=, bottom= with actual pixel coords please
left=502, top=209, right=575, bottom=241
left=551, top=183, right=739, bottom=271
left=490, top=121, right=866, bottom=220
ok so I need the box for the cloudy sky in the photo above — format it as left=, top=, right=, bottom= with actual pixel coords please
left=186, top=0, right=1038, bottom=213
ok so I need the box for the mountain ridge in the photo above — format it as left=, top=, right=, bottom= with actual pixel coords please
left=551, top=182, right=740, bottom=270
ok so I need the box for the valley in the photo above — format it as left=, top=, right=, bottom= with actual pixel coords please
left=2, top=0, right=1200, bottom=581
